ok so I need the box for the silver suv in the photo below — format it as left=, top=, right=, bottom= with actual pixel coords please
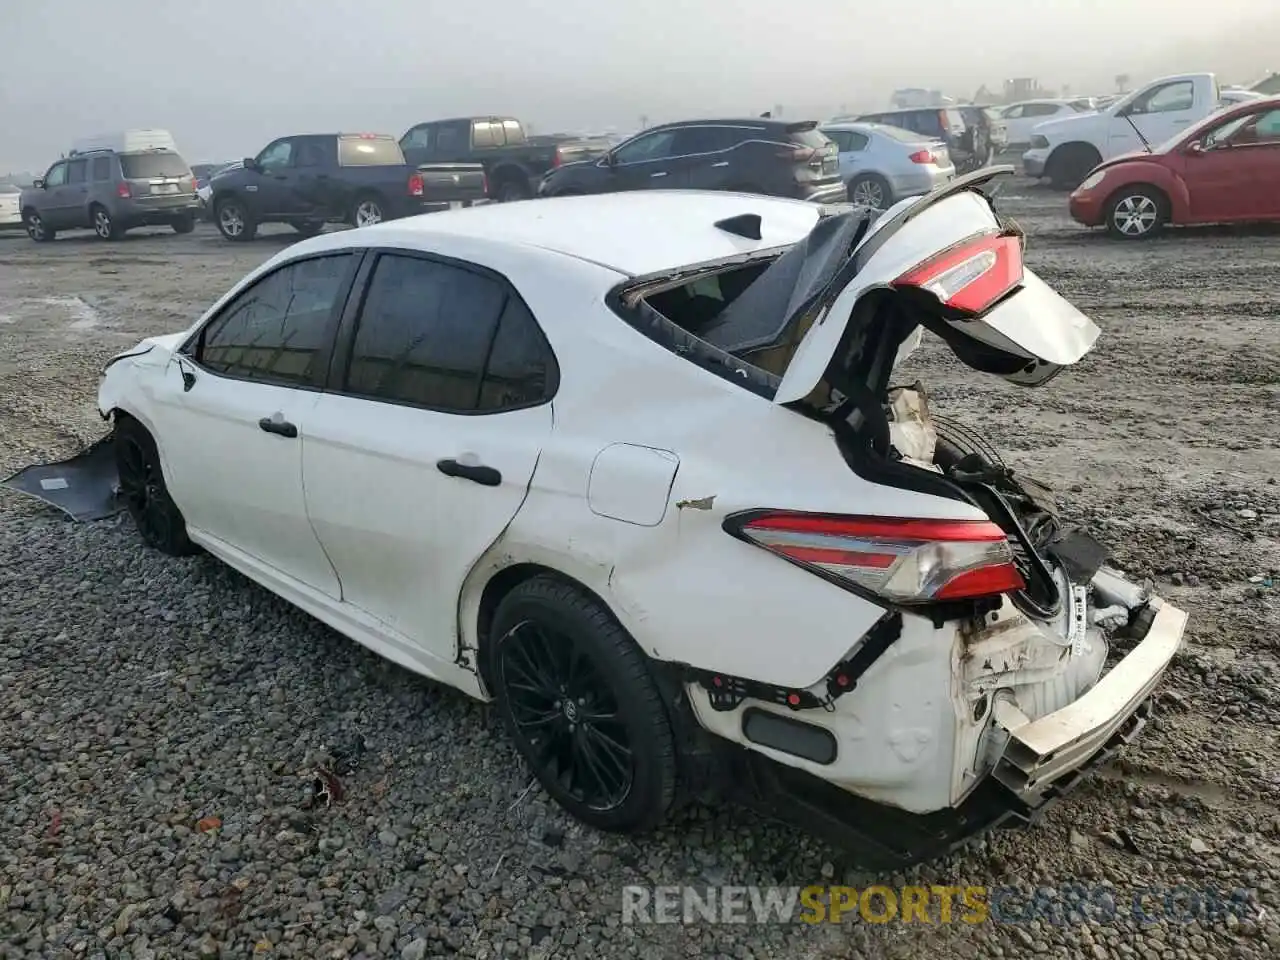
left=20, top=148, right=200, bottom=242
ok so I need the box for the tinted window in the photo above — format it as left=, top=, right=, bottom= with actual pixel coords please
left=402, top=126, right=432, bottom=149
left=671, top=126, right=742, bottom=154
left=91, top=157, right=113, bottom=181
left=614, top=130, right=678, bottom=164
left=45, top=163, right=68, bottom=187
left=257, top=140, right=294, bottom=170
left=478, top=297, right=557, bottom=410
left=337, top=138, right=404, bottom=166
left=198, top=255, right=353, bottom=386
left=435, top=123, right=468, bottom=154
left=1024, top=103, right=1062, bottom=117
left=346, top=255, right=507, bottom=411
left=120, top=152, right=191, bottom=178
left=68, top=160, right=88, bottom=184
left=296, top=140, right=332, bottom=167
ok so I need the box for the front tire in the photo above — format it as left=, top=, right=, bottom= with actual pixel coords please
left=495, top=178, right=532, bottom=203
left=489, top=575, right=677, bottom=833
left=24, top=210, right=55, bottom=242
left=113, top=416, right=199, bottom=557
left=92, top=205, right=124, bottom=241
left=1105, top=186, right=1167, bottom=240
left=215, top=197, right=257, bottom=241
left=1047, top=144, right=1102, bottom=190
left=847, top=173, right=892, bottom=211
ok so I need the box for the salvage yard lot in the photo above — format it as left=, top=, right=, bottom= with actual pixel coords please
left=2, top=178, right=1279, bottom=960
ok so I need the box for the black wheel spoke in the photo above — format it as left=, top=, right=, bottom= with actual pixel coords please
left=576, top=728, right=628, bottom=797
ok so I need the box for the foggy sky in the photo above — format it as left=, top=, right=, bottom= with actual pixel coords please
left=1, top=0, right=1274, bottom=172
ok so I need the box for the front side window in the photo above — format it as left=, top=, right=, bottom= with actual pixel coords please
left=613, top=130, right=678, bottom=164
left=345, top=254, right=556, bottom=413
left=45, top=162, right=68, bottom=187
left=195, top=254, right=353, bottom=386
left=257, top=139, right=294, bottom=171
left=1130, top=81, right=1195, bottom=115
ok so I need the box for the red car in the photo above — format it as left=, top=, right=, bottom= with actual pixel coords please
left=1069, top=96, right=1280, bottom=239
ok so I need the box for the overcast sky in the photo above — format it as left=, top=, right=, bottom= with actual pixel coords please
left=1, top=0, right=1274, bottom=172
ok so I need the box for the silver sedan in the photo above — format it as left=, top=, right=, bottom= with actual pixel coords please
left=820, top=121, right=956, bottom=210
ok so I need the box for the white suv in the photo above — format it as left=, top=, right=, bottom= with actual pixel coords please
left=96, top=174, right=1187, bottom=867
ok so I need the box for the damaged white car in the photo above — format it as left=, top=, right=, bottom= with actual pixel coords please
left=95, top=172, right=1187, bottom=866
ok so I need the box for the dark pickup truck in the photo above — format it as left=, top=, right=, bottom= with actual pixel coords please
left=208, top=132, right=487, bottom=241
left=399, top=117, right=610, bottom=202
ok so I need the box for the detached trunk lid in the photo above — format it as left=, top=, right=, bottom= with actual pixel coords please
left=700, top=169, right=1100, bottom=403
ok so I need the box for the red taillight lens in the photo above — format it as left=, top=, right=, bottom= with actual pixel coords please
left=893, top=232, right=1024, bottom=316
left=116, top=182, right=131, bottom=199
left=732, top=512, right=1025, bottom=603
left=908, top=149, right=935, bottom=164
left=482, top=172, right=489, bottom=196
left=778, top=145, right=817, bottom=163
left=552, top=147, right=563, bottom=168
left=408, top=173, right=424, bottom=197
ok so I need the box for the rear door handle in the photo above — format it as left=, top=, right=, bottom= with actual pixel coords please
left=650, top=171, right=668, bottom=178
left=711, top=161, right=730, bottom=168
left=258, top=415, right=298, bottom=438
left=436, top=458, right=501, bottom=486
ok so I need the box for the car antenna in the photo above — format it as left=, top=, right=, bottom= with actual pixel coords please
left=1124, top=113, right=1152, bottom=152
left=714, top=213, right=763, bottom=240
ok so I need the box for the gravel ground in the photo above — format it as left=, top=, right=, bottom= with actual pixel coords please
left=2, top=178, right=1278, bottom=960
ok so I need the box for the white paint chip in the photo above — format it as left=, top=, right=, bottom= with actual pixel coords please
left=40, top=477, right=69, bottom=491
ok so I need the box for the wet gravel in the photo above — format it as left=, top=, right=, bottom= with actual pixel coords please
left=2, top=178, right=1279, bottom=959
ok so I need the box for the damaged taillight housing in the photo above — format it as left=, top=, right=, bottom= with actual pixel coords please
left=893, top=231, right=1024, bottom=316
left=727, top=512, right=1026, bottom=604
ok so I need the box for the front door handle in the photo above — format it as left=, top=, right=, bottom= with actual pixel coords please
left=436, top=458, right=501, bottom=486
left=650, top=171, right=668, bottom=178
left=258, top=415, right=298, bottom=438
left=711, top=161, right=730, bottom=168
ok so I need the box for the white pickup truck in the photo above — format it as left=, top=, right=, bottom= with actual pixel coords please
left=1022, top=73, right=1228, bottom=188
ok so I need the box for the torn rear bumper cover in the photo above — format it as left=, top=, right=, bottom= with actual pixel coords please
left=720, top=597, right=1186, bottom=869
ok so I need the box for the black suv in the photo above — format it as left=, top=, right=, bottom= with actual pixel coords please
left=537, top=118, right=845, bottom=203
left=853, top=107, right=993, bottom=174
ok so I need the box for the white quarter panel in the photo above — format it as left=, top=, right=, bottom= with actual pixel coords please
left=587, top=443, right=679, bottom=527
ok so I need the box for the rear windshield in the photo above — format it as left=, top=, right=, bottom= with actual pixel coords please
left=787, top=126, right=833, bottom=149
left=338, top=138, right=406, bottom=166
left=120, top=152, right=191, bottom=179
left=875, top=124, right=929, bottom=143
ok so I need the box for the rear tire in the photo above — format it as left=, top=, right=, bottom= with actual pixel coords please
left=92, top=204, right=124, bottom=241
left=350, top=194, right=385, bottom=227
left=495, top=178, right=532, bottom=203
left=292, top=220, right=325, bottom=237
left=489, top=575, right=677, bottom=834
left=24, top=210, right=55, bottom=242
left=1104, top=185, right=1167, bottom=240
left=847, top=173, right=892, bottom=211
left=215, top=197, right=257, bottom=241
left=172, top=213, right=196, bottom=234
left=113, top=416, right=199, bottom=557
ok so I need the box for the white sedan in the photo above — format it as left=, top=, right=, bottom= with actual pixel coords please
left=0, top=183, right=23, bottom=230
left=98, top=180, right=1187, bottom=865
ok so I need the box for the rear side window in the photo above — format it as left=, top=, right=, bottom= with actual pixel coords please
left=91, top=157, right=113, bottom=181
left=196, top=254, right=353, bottom=387
left=344, top=254, right=556, bottom=413
left=671, top=126, right=742, bottom=154
left=120, top=152, right=191, bottom=178
left=338, top=138, right=405, bottom=166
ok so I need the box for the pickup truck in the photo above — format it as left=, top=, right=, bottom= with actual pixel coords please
left=208, top=133, right=487, bottom=241
left=1022, top=73, right=1230, bottom=188
left=399, top=117, right=610, bottom=202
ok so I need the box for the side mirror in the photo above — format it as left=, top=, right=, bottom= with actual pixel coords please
left=603, top=151, right=617, bottom=168
left=32, top=178, right=45, bottom=189
left=242, top=157, right=258, bottom=172
left=1185, top=140, right=1205, bottom=155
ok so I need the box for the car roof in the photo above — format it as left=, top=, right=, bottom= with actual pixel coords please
left=822, top=120, right=919, bottom=136
left=297, top=190, right=824, bottom=277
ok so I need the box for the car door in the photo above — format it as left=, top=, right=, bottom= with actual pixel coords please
left=400, top=123, right=435, bottom=167
left=249, top=138, right=306, bottom=216
left=153, top=252, right=360, bottom=598
left=1113, top=80, right=1197, bottom=154
left=1000, top=105, right=1027, bottom=144
left=830, top=129, right=871, bottom=181
left=608, top=129, right=682, bottom=190
left=1183, top=107, right=1280, bottom=220
left=670, top=125, right=739, bottom=190
left=432, top=121, right=471, bottom=162
left=289, top=137, right=337, bottom=216
left=38, top=161, right=73, bottom=227
left=302, top=251, right=556, bottom=662
left=64, top=159, right=91, bottom=227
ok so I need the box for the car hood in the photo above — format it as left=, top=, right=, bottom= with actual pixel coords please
left=698, top=168, right=1099, bottom=402
left=1030, top=111, right=1104, bottom=142
left=1089, top=149, right=1160, bottom=174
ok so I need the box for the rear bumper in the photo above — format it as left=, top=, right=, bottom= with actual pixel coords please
left=992, top=599, right=1186, bottom=800
left=1023, top=147, right=1050, bottom=178
left=799, top=181, right=851, bottom=205
left=888, top=166, right=954, bottom=199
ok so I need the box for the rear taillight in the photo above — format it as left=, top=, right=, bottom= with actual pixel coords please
left=778, top=145, right=818, bottom=163
left=552, top=146, right=563, bottom=168
left=482, top=171, right=489, bottom=196
left=116, top=182, right=131, bottom=199
left=731, top=512, right=1025, bottom=603
left=408, top=173, right=424, bottom=197
left=908, top=149, right=935, bottom=164
left=893, top=232, right=1024, bottom=316
left=190, top=177, right=198, bottom=192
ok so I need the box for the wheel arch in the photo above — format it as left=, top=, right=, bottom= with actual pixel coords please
left=488, top=162, right=533, bottom=189
left=1047, top=140, right=1103, bottom=174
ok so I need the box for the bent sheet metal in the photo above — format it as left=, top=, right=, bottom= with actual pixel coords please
left=0, top=435, right=123, bottom=521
